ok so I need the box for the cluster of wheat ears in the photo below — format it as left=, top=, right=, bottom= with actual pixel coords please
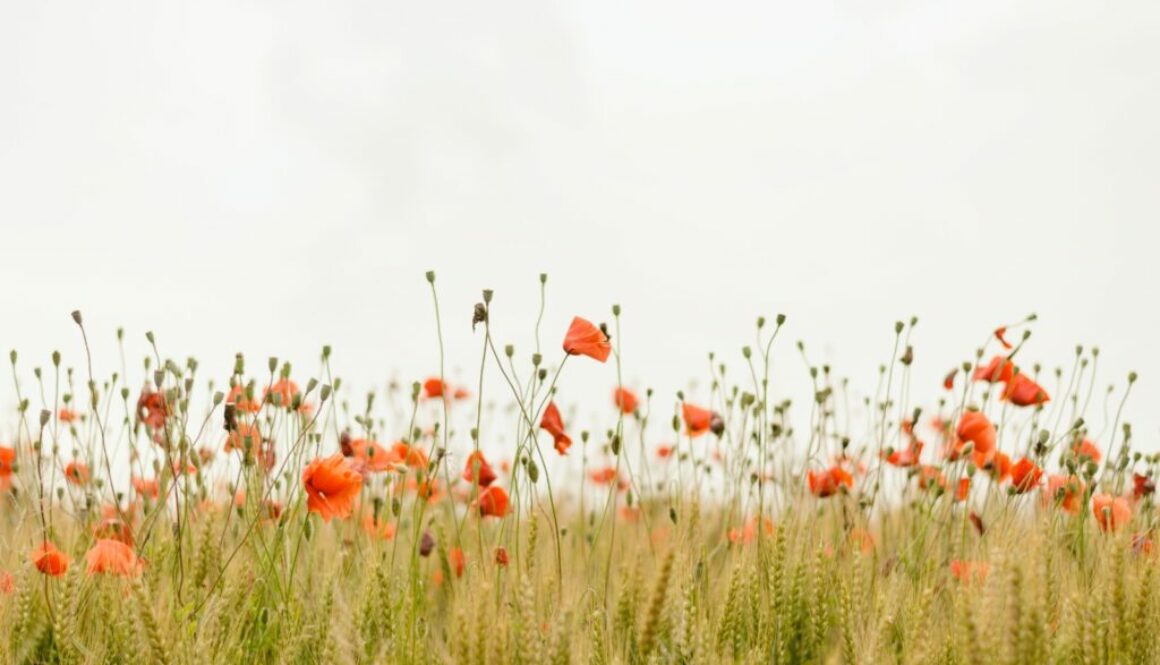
left=0, top=272, right=1153, bottom=664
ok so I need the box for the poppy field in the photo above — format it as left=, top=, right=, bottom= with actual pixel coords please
left=0, top=273, right=1154, bottom=664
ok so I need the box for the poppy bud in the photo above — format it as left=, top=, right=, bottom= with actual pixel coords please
left=39, top=409, right=50, bottom=428
left=419, top=531, right=435, bottom=557
left=71, top=310, right=83, bottom=325
left=610, top=434, right=621, bottom=456
left=527, top=459, right=540, bottom=483
left=612, top=304, right=620, bottom=316
left=425, top=271, right=436, bottom=284
left=472, top=303, right=488, bottom=331
left=539, top=273, right=547, bottom=284
left=505, top=345, right=514, bottom=358
left=710, top=414, right=725, bottom=437
left=52, top=350, right=61, bottom=367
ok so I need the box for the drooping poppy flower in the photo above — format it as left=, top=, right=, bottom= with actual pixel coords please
left=950, top=560, right=990, bottom=585
left=85, top=539, right=141, bottom=577
left=682, top=403, right=714, bottom=438
left=0, top=446, right=14, bottom=491
left=462, top=451, right=497, bottom=487
left=64, top=460, right=90, bottom=486
left=613, top=387, right=639, bottom=415
left=264, top=379, right=300, bottom=409
left=1008, top=458, right=1043, bottom=494
left=994, top=327, right=1013, bottom=350
left=476, top=486, right=509, bottom=518
left=955, top=477, right=971, bottom=502
left=1071, top=439, right=1102, bottom=464
left=943, top=369, right=958, bottom=391
left=1133, top=473, right=1155, bottom=500
left=302, top=454, right=363, bottom=522
left=540, top=402, right=572, bottom=455
left=226, top=383, right=261, bottom=413
left=31, top=541, right=70, bottom=577
left=1093, top=494, right=1132, bottom=532
left=562, top=316, right=611, bottom=363
left=132, top=475, right=159, bottom=499
left=1044, top=475, right=1085, bottom=515
left=423, top=378, right=447, bottom=399
left=807, top=465, right=854, bottom=498
left=955, top=410, right=997, bottom=457
left=1002, top=373, right=1049, bottom=407
left=494, top=547, right=510, bottom=567
left=884, top=441, right=923, bottom=468
left=973, top=356, right=1015, bottom=384
left=58, top=408, right=79, bottom=423
left=448, top=547, right=466, bottom=577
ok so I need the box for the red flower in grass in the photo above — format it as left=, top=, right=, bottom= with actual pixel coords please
left=65, top=460, right=90, bottom=486
left=613, top=387, right=639, bottom=415
left=683, top=402, right=722, bottom=438
left=462, top=451, right=497, bottom=487
left=950, top=560, right=989, bottom=585
left=1008, top=458, right=1043, bottom=494
left=449, top=547, right=466, bottom=577
left=302, top=454, right=363, bottom=522
left=350, top=438, right=400, bottom=473
left=973, top=356, right=1015, bottom=384
left=1071, top=439, right=1101, bottom=464
left=423, top=378, right=447, bottom=399
left=85, top=539, right=142, bottom=577
left=955, top=410, right=996, bottom=458
left=540, top=402, right=572, bottom=455
left=31, top=541, right=70, bottom=577
left=1093, top=494, right=1132, bottom=532
left=1044, top=475, right=1085, bottom=515
left=226, top=384, right=261, bottom=413
left=0, top=446, right=14, bottom=491
left=807, top=465, right=854, bottom=498
left=1133, top=473, right=1155, bottom=500
left=476, top=486, right=509, bottom=518
left=391, top=442, right=429, bottom=470
left=563, top=317, right=611, bottom=362
left=1002, top=373, right=1049, bottom=407
left=494, top=547, right=510, bottom=567
left=884, top=441, right=923, bottom=468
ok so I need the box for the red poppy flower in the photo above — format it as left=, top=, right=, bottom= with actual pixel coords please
left=1002, top=373, right=1049, bottom=407
left=263, top=379, right=300, bottom=408
left=476, top=486, right=509, bottom=518
left=391, top=442, right=429, bottom=470
left=1093, top=494, right=1132, bottom=532
left=540, top=402, right=572, bottom=455
left=494, top=547, right=510, bottom=567
left=302, top=454, right=363, bottom=522
left=950, top=560, right=989, bottom=585
left=956, top=410, right=997, bottom=457
left=132, top=475, right=159, bottom=499
left=449, top=547, right=466, bottom=577
left=226, top=384, right=261, bottom=413
left=562, top=316, right=611, bottom=362
left=423, top=378, right=447, bottom=399
left=58, top=408, right=79, bottom=423
left=884, top=441, right=923, bottom=468
left=943, top=369, right=958, bottom=391
left=85, top=539, right=142, bottom=577
left=0, top=446, right=14, bottom=491
left=1008, top=458, right=1043, bottom=494
left=1071, top=439, right=1101, bottom=464
left=136, top=388, right=168, bottom=431
left=361, top=514, right=397, bottom=540
left=462, top=451, right=497, bottom=487
left=682, top=403, right=714, bottom=438
left=656, top=444, right=674, bottom=459
left=1043, top=475, right=1084, bottom=515
left=807, top=465, right=854, bottom=498
left=1133, top=473, right=1155, bottom=500
left=31, top=541, right=70, bottom=577
left=65, top=460, right=90, bottom=485
left=613, top=387, right=639, bottom=415
left=351, top=439, right=401, bottom=473
left=973, top=356, right=1015, bottom=384
left=994, top=327, right=1013, bottom=350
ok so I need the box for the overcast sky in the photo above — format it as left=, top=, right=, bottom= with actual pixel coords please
left=1, top=1, right=1157, bottom=452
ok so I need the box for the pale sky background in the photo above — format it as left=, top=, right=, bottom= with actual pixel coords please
left=1, top=1, right=1158, bottom=454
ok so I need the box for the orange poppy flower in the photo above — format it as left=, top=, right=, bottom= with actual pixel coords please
left=588, top=466, right=621, bottom=486
left=494, top=547, right=510, bottom=567
left=85, top=539, right=142, bottom=577
left=0, top=570, right=12, bottom=594
left=973, top=356, right=1015, bottom=384
left=449, top=547, right=466, bottom=577
left=361, top=513, right=397, bottom=540
left=1008, top=458, right=1043, bottom=494
left=423, top=378, right=446, bottom=399
left=132, top=475, right=159, bottom=499
left=955, top=477, right=971, bottom=502
left=884, top=441, right=923, bottom=468
left=302, top=454, right=363, bottom=521
left=943, top=368, right=958, bottom=390
left=476, top=486, right=509, bottom=518
left=656, top=444, right=674, bottom=459
left=462, top=451, right=497, bottom=487
left=351, top=439, right=401, bottom=473
left=955, top=411, right=996, bottom=457
left=0, top=446, right=14, bottom=491
left=264, top=379, right=299, bottom=408
left=540, top=402, right=572, bottom=455
left=58, top=408, right=79, bottom=423
left=994, top=326, right=1013, bottom=350
left=727, top=517, right=774, bottom=545
left=917, top=465, right=947, bottom=492
left=849, top=528, right=876, bottom=554
left=136, top=388, right=168, bottom=431
left=613, top=387, right=639, bottom=415
left=224, top=422, right=262, bottom=454
left=973, top=450, right=1012, bottom=481
left=950, top=560, right=989, bottom=585
left=1133, top=534, right=1154, bottom=556
left=31, top=541, right=70, bottom=577
left=65, top=460, right=90, bottom=485
left=1093, top=494, right=1132, bottom=532
left=1044, top=475, right=1085, bottom=515
left=391, top=442, right=429, bottom=470
left=226, top=384, right=261, bottom=413
left=1071, top=439, right=1101, bottom=464
left=1002, top=373, right=1049, bottom=407
left=682, top=403, right=715, bottom=438
left=807, top=465, right=854, bottom=498
left=562, top=316, right=611, bottom=362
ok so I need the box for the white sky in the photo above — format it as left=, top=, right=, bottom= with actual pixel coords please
left=1, top=1, right=1158, bottom=453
